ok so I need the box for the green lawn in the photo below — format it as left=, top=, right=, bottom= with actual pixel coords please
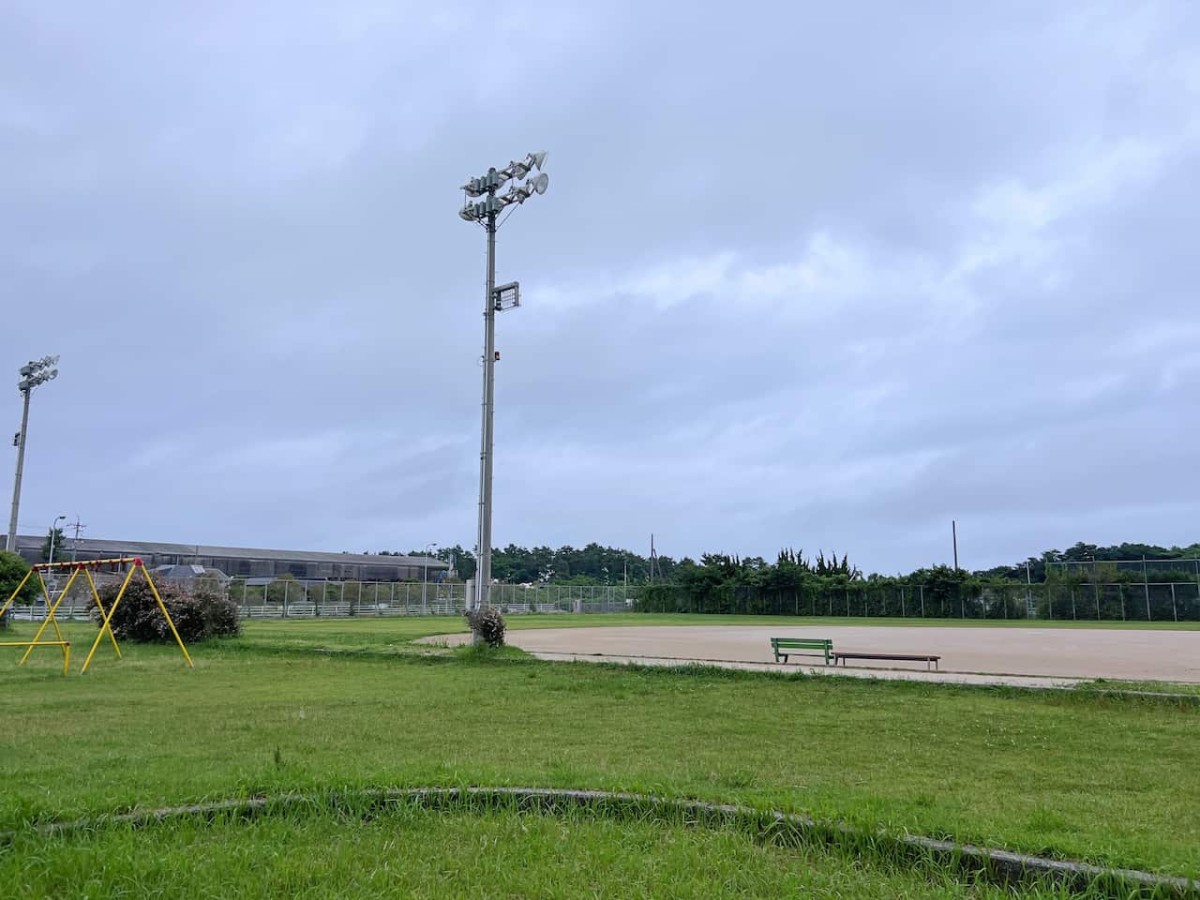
left=0, top=617, right=1198, bottom=884
left=0, top=802, right=1082, bottom=899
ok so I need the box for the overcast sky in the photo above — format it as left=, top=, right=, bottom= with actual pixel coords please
left=3, top=2, right=1198, bottom=573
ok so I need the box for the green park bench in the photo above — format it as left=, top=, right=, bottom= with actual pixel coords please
left=770, top=637, right=833, bottom=665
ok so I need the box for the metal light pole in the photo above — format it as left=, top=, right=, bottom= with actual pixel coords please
left=47, top=514, right=66, bottom=566
left=7, top=355, right=59, bottom=554
left=422, top=541, right=438, bottom=613
left=458, top=152, right=549, bottom=610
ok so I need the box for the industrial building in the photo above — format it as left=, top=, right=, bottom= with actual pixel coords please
left=11, top=535, right=446, bottom=582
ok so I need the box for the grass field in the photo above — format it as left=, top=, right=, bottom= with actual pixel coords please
left=0, top=614, right=1197, bottom=895
left=0, top=801, right=1087, bottom=899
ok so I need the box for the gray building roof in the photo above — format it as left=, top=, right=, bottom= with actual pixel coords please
left=154, top=564, right=231, bottom=583
left=13, top=535, right=445, bottom=572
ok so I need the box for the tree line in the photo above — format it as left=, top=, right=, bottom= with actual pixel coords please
left=370, top=539, right=1200, bottom=587
left=376, top=543, right=679, bottom=585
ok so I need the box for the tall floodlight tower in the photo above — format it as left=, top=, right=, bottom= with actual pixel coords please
left=7, top=355, right=59, bottom=553
left=458, top=152, right=549, bottom=610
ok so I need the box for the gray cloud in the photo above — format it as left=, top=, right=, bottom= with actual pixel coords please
left=2, top=1, right=1197, bottom=572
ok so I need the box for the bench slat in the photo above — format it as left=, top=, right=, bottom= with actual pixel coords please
left=832, top=652, right=940, bottom=671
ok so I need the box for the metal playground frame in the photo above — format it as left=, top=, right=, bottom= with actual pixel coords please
left=0, top=557, right=193, bottom=674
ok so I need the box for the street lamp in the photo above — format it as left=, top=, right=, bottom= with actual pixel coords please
left=47, top=514, right=66, bottom=566
left=7, top=355, right=59, bottom=554
left=458, top=151, right=549, bottom=611
left=422, top=542, right=438, bottom=613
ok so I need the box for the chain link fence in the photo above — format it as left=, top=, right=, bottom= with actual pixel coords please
left=637, top=581, right=1200, bottom=622
left=12, top=576, right=1200, bottom=623
left=225, top=581, right=636, bottom=618
left=5, top=578, right=639, bottom=621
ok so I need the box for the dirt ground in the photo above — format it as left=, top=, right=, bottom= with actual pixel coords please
left=438, top=624, right=1200, bottom=684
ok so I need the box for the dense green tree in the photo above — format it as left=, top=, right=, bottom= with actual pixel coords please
left=0, top=551, right=38, bottom=616
left=40, top=527, right=66, bottom=563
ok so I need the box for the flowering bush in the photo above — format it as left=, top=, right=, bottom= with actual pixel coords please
left=464, top=606, right=506, bottom=647
left=88, top=579, right=241, bottom=643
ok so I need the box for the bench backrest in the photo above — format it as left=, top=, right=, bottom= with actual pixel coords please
left=770, top=638, right=832, bottom=649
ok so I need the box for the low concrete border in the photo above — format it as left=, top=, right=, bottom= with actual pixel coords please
left=3, top=787, right=1195, bottom=897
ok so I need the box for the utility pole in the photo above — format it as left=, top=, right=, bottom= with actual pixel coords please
left=68, top=516, right=86, bottom=562
left=458, top=152, right=549, bottom=611
left=7, top=355, right=59, bottom=554
left=951, top=520, right=959, bottom=571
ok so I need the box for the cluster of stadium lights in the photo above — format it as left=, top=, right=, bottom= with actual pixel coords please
left=457, top=151, right=549, bottom=615
left=18, top=355, right=59, bottom=392
left=458, top=152, right=549, bottom=222
left=8, top=354, right=60, bottom=553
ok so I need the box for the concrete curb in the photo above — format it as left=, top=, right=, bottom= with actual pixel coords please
left=2, top=787, right=1195, bottom=897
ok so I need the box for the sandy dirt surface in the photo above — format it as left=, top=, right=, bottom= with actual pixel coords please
left=435, top=625, right=1200, bottom=684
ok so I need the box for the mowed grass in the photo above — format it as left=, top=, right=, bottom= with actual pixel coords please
left=0, top=804, right=1084, bottom=899
left=0, top=618, right=1198, bottom=882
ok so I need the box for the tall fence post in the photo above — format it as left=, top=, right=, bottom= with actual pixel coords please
left=919, top=585, right=925, bottom=618
left=1143, top=557, right=1151, bottom=621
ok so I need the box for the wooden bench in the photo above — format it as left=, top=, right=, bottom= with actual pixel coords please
left=833, top=652, right=940, bottom=671
left=770, top=637, right=832, bottom=665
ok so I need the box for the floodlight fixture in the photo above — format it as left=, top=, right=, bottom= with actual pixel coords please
left=501, top=151, right=548, bottom=182
left=461, top=152, right=548, bottom=201
left=8, top=353, right=61, bottom=553
left=493, top=281, right=520, bottom=312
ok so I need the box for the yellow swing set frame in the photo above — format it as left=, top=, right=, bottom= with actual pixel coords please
left=0, top=557, right=193, bottom=674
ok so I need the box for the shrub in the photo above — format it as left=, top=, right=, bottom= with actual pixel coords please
left=0, top=551, right=37, bottom=616
left=464, top=606, right=506, bottom=647
left=88, top=578, right=241, bottom=643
